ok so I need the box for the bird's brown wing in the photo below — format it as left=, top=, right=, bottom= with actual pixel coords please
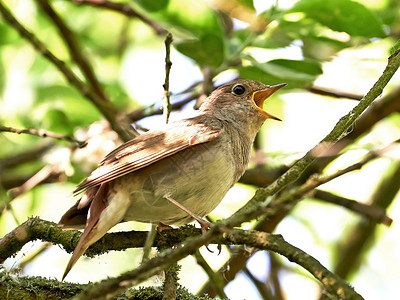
left=73, top=121, right=221, bottom=194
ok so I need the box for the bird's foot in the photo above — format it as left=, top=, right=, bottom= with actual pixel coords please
left=197, top=218, right=212, bottom=234
left=157, top=222, right=173, bottom=233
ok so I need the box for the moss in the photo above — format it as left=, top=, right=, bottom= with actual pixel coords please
left=0, top=268, right=88, bottom=299
left=118, top=285, right=213, bottom=300
left=0, top=268, right=212, bottom=299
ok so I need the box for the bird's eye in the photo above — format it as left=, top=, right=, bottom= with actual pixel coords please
left=232, top=85, right=245, bottom=95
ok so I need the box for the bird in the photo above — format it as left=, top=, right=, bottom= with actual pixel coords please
left=58, top=79, right=286, bottom=280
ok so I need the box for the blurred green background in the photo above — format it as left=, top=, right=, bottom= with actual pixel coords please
left=1, top=0, right=399, bottom=299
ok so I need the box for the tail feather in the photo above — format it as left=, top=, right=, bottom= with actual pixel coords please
left=59, top=186, right=99, bottom=228
left=61, top=182, right=131, bottom=280
left=62, top=228, right=95, bottom=281
left=61, top=183, right=109, bottom=281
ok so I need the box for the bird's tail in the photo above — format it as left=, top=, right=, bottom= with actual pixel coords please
left=61, top=183, right=109, bottom=281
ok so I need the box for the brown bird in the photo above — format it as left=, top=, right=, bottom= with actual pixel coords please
left=59, top=79, right=286, bottom=280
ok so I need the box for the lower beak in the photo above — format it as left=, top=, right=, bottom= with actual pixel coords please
left=252, top=83, right=287, bottom=120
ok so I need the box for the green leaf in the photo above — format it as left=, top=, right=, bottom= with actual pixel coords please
left=233, top=28, right=293, bottom=50
left=237, top=0, right=255, bottom=10
left=36, top=85, right=80, bottom=103
left=35, top=87, right=102, bottom=128
left=41, top=109, right=73, bottom=135
left=239, top=58, right=322, bottom=88
left=174, top=33, right=224, bottom=67
left=61, top=97, right=102, bottom=126
left=288, top=0, right=385, bottom=38
left=133, top=0, right=169, bottom=12
left=131, top=0, right=224, bottom=67
left=390, top=40, right=400, bottom=55
left=0, top=23, right=19, bottom=45
left=302, top=35, right=349, bottom=60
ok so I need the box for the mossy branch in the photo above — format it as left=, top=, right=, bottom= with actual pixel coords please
left=0, top=217, right=362, bottom=299
left=75, top=228, right=362, bottom=300
left=0, top=218, right=202, bottom=262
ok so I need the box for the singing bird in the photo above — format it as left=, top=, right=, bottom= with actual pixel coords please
left=59, top=79, right=286, bottom=280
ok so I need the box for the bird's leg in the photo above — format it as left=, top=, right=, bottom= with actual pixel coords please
left=164, top=194, right=211, bottom=234
left=163, top=195, right=220, bottom=254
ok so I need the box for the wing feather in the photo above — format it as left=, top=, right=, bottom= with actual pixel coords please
left=74, top=120, right=221, bottom=194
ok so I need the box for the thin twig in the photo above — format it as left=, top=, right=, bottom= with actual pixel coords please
left=17, top=242, right=51, bottom=271
left=198, top=245, right=253, bottom=298
left=313, top=189, right=393, bottom=226
left=333, top=161, right=400, bottom=280
left=194, top=250, right=228, bottom=299
left=0, top=143, right=54, bottom=171
left=308, top=86, right=363, bottom=100
left=268, top=252, right=284, bottom=300
left=243, top=267, right=274, bottom=299
left=141, top=223, right=157, bottom=263
left=8, top=165, right=64, bottom=200
left=127, top=92, right=199, bottom=122
left=163, top=33, right=173, bottom=124
left=0, top=125, right=87, bottom=148
left=3, top=202, right=20, bottom=226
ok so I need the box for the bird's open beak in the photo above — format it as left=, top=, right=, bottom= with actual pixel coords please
left=252, top=83, right=287, bottom=120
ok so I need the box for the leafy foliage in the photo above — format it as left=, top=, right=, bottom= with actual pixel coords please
left=288, top=0, right=386, bottom=38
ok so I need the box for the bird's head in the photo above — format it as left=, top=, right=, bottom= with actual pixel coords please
left=200, top=79, right=287, bottom=128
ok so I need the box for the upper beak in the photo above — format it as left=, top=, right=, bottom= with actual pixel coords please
left=252, top=83, right=287, bottom=120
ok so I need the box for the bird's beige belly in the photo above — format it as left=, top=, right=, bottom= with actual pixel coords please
left=116, top=144, right=235, bottom=225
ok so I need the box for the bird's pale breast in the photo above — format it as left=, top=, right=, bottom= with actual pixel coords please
left=113, top=139, right=236, bottom=225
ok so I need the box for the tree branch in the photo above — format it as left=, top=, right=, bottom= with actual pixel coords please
left=0, top=125, right=87, bottom=148
left=0, top=269, right=209, bottom=299
left=0, top=143, right=54, bottom=171
left=127, top=92, right=199, bottom=122
left=71, top=0, right=168, bottom=36
left=0, top=269, right=88, bottom=299
left=312, top=190, right=392, bottom=226
left=0, top=2, right=136, bottom=141
left=333, top=161, right=400, bottom=280
left=36, top=0, right=111, bottom=109
left=308, top=86, right=363, bottom=100
left=194, top=250, right=227, bottom=299
left=243, top=267, right=274, bottom=299
left=163, top=33, right=173, bottom=124
left=0, top=217, right=362, bottom=299
left=7, top=164, right=65, bottom=200
left=76, top=229, right=363, bottom=300
left=162, top=263, right=179, bottom=300
left=0, top=218, right=201, bottom=262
